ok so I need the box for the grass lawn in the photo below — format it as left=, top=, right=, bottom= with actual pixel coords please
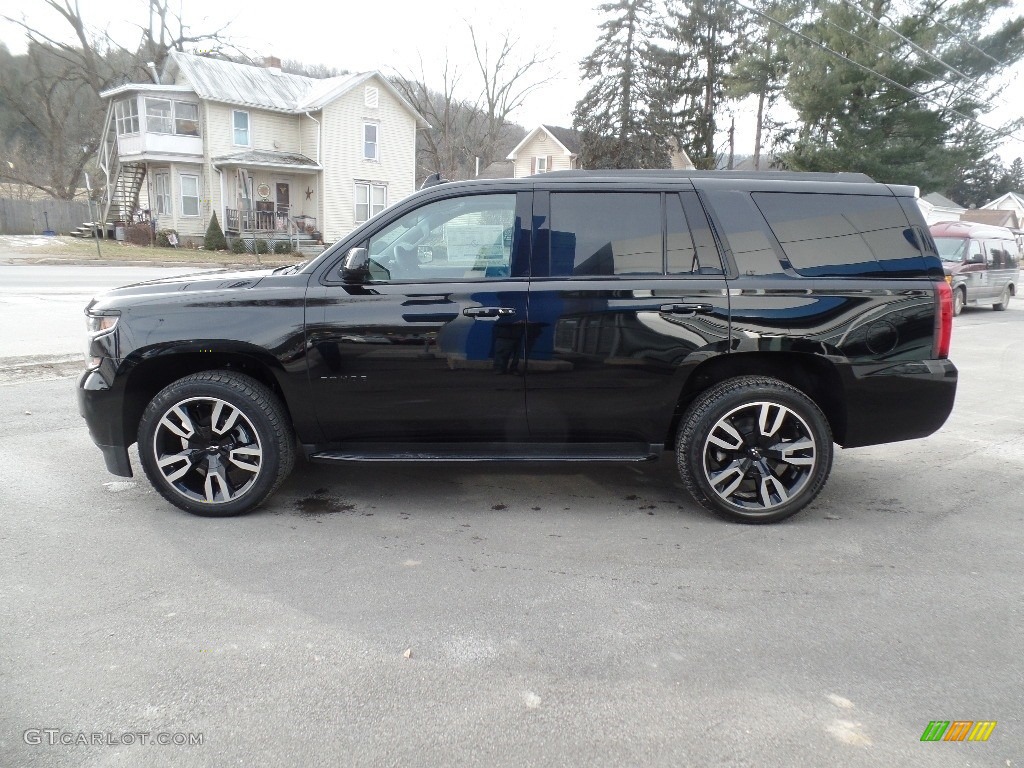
left=2, top=236, right=304, bottom=267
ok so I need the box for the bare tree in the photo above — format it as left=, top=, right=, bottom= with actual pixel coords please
left=0, top=0, right=236, bottom=199
left=391, top=23, right=550, bottom=181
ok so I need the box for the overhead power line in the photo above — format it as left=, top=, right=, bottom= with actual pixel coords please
left=729, top=0, right=1024, bottom=145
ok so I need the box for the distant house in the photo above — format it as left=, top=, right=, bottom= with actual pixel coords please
left=918, top=192, right=966, bottom=225
left=96, top=51, right=426, bottom=246
left=961, top=207, right=1021, bottom=229
left=980, top=191, right=1024, bottom=229
left=506, top=125, right=582, bottom=177
left=500, top=125, right=693, bottom=178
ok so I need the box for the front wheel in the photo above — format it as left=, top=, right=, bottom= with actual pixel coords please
left=953, top=287, right=965, bottom=316
left=137, top=371, right=295, bottom=516
left=677, top=377, right=833, bottom=524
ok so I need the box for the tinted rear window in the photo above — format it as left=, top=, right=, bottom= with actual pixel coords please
left=550, top=192, right=662, bottom=276
left=752, top=192, right=926, bottom=277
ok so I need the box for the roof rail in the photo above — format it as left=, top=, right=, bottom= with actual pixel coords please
left=541, top=169, right=875, bottom=183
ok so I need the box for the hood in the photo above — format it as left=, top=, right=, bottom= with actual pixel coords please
left=96, top=267, right=279, bottom=300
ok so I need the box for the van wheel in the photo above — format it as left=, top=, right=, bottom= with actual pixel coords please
left=677, top=377, right=833, bottom=524
left=953, top=287, right=965, bottom=316
left=137, top=371, right=295, bottom=516
left=993, top=286, right=1010, bottom=311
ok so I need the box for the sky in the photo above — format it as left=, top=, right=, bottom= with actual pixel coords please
left=1, top=0, right=1023, bottom=165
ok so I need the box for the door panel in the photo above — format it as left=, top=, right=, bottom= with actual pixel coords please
left=305, top=191, right=532, bottom=444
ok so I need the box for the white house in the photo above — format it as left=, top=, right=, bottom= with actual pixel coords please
left=97, top=51, right=426, bottom=246
left=918, top=191, right=967, bottom=225
left=981, top=191, right=1024, bottom=228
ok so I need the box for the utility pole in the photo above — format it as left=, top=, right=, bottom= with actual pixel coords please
left=727, top=117, right=735, bottom=170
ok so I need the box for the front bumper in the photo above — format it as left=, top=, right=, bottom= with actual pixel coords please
left=78, top=368, right=133, bottom=477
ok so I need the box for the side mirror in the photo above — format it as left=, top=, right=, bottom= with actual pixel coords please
left=967, top=254, right=985, bottom=265
left=341, top=247, right=370, bottom=283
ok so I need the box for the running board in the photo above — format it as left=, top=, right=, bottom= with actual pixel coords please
left=308, top=443, right=663, bottom=463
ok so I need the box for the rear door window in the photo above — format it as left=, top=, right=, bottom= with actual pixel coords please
left=549, top=192, right=662, bottom=276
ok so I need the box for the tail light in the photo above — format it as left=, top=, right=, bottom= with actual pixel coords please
left=933, top=280, right=953, bottom=359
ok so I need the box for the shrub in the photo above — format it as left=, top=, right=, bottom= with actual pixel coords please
left=125, top=223, right=153, bottom=246
left=204, top=213, right=227, bottom=251
left=156, top=228, right=179, bottom=248
left=273, top=240, right=291, bottom=254
left=254, top=239, right=269, bottom=254
left=230, top=237, right=247, bottom=254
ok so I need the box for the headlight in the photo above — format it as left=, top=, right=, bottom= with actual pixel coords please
left=85, top=311, right=120, bottom=367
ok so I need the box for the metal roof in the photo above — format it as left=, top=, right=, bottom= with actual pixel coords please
left=159, top=52, right=427, bottom=126
left=212, top=150, right=321, bottom=172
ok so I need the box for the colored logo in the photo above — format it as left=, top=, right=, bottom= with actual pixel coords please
left=920, top=721, right=997, bottom=742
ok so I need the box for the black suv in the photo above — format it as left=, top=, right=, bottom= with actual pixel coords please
left=79, top=170, right=957, bottom=523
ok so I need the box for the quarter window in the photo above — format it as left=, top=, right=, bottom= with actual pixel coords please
left=114, top=98, right=139, bottom=135
left=355, top=183, right=387, bottom=223
left=549, top=192, right=663, bottom=276
left=364, top=123, right=379, bottom=160
left=179, top=174, right=200, bottom=217
left=233, top=111, right=250, bottom=146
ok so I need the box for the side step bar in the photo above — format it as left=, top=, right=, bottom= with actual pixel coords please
left=308, top=443, right=663, bottom=463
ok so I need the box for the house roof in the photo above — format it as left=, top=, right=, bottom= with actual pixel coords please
left=157, top=52, right=427, bottom=126
left=507, top=125, right=580, bottom=159
left=960, top=208, right=1021, bottom=229
left=477, top=160, right=514, bottom=179
left=981, top=191, right=1024, bottom=210
left=922, top=192, right=965, bottom=210
left=212, top=149, right=321, bottom=172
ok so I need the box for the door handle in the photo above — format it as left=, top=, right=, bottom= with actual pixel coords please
left=463, top=307, right=516, bottom=318
left=659, top=303, right=715, bottom=315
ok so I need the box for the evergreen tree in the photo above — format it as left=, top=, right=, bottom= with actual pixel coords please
left=780, top=0, right=1024, bottom=190
left=204, top=213, right=227, bottom=251
left=573, top=0, right=669, bottom=168
left=659, top=0, right=748, bottom=169
left=1003, top=157, right=1024, bottom=192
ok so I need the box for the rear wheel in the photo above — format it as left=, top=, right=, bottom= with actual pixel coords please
left=677, top=376, right=833, bottom=524
left=138, top=371, right=294, bottom=516
left=993, top=286, right=1010, bottom=311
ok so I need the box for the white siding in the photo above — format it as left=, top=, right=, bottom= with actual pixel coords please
left=320, top=75, right=417, bottom=242
left=300, top=112, right=322, bottom=226
left=513, top=132, right=575, bottom=178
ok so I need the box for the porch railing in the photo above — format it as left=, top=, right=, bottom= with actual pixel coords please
left=225, top=207, right=317, bottom=236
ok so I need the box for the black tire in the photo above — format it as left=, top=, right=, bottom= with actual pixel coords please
left=953, top=287, right=965, bottom=316
left=993, top=286, right=1010, bottom=311
left=137, top=371, right=295, bottom=516
left=676, top=376, right=833, bottom=524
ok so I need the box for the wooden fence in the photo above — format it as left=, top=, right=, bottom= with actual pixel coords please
left=0, top=198, right=92, bottom=235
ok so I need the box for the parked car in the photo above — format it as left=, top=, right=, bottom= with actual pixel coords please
left=930, top=221, right=1020, bottom=315
left=79, top=170, right=957, bottom=524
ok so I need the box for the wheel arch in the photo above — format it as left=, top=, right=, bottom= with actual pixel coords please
left=118, top=345, right=292, bottom=448
left=668, top=352, right=847, bottom=447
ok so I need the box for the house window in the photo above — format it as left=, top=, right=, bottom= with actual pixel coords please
left=153, top=172, right=171, bottom=216
left=355, top=182, right=386, bottom=223
left=180, top=174, right=200, bottom=217
left=114, top=99, right=139, bottom=135
left=174, top=102, right=199, bottom=136
left=535, top=156, right=549, bottom=173
left=233, top=110, right=250, bottom=146
left=363, top=123, right=379, bottom=161
left=145, top=98, right=173, bottom=133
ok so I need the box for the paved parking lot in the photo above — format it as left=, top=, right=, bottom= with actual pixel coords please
left=1, top=278, right=1021, bottom=766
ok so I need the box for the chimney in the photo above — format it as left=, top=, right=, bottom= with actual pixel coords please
left=264, top=56, right=282, bottom=71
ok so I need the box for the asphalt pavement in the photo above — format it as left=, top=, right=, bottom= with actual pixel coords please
left=0, top=266, right=1021, bottom=767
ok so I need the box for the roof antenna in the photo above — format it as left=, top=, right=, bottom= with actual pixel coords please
left=420, top=172, right=449, bottom=189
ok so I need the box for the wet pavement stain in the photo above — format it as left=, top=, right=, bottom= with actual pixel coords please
left=293, top=491, right=356, bottom=516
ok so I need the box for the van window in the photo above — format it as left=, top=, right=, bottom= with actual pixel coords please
left=549, top=193, right=662, bottom=276
left=1005, top=239, right=1021, bottom=268
left=984, top=240, right=1007, bottom=268
left=752, top=192, right=922, bottom=277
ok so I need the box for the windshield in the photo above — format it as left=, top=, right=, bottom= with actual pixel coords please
left=934, top=237, right=967, bottom=262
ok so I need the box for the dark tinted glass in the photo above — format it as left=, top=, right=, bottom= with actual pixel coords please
left=1004, top=239, right=1021, bottom=268
left=674, top=192, right=724, bottom=274
left=753, top=192, right=921, bottom=277
left=549, top=193, right=662, bottom=276
left=702, top=189, right=785, bottom=276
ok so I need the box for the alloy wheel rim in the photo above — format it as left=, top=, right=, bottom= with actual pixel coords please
left=152, top=397, right=263, bottom=504
left=702, top=401, right=816, bottom=513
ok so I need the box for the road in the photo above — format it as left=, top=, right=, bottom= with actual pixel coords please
left=0, top=264, right=213, bottom=358
left=0, top=266, right=1021, bottom=766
